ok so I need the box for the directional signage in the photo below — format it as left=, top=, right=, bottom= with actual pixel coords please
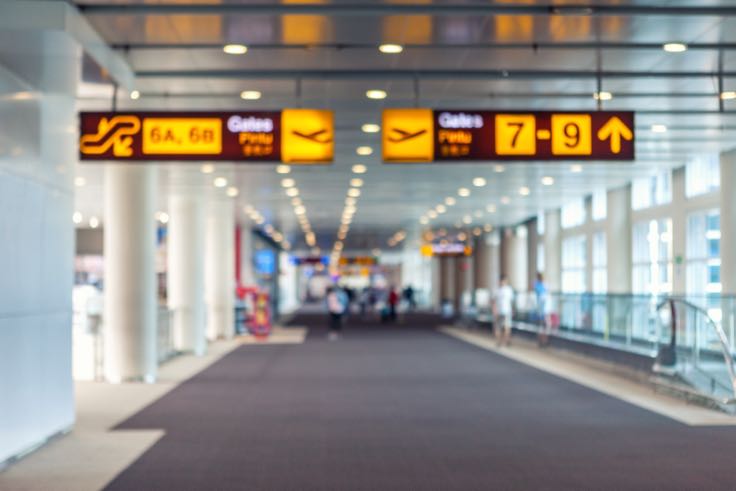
left=79, top=109, right=334, bottom=163
left=420, top=243, right=473, bottom=257
left=382, top=109, right=634, bottom=162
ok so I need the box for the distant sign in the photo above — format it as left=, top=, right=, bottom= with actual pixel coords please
left=339, top=256, right=378, bottom=266
left=421, top=243, right=472, bottom=257
left=383, top=109, right=634, bottom=162
left=79, top=109, right=333, bottom=163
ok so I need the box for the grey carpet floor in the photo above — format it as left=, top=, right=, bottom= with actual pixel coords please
left=104, top=313, right=736, bottom=491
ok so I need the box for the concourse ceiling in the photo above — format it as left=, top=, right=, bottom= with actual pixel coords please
left=71, top=0, right=736, bottom=252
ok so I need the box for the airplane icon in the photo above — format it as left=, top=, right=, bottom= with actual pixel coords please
left=291, top=128, right=332, bottom=144
left=388, top=128, right=427, bottom=143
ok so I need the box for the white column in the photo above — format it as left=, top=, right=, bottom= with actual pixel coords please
left=167, top=192, right=206, bottom=355
left=488, top=231, right=501, bottom=294
left=205, top=198, right=235, bottom=340
left=104, top=165, right=158, bottom=383
left=544, top=210, right=562, bottom=292
left=240, top=227, right=256, bottom=286
left=508, top=225, right=529, bottom=293
left=431, top=257, right=441, bottom=309
left=721, top=151, right=736, bottom=295
left=606, top=185, right=632, bottom=293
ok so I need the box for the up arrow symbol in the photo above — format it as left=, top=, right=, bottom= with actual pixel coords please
left=597, top=116, right=633, bottom=154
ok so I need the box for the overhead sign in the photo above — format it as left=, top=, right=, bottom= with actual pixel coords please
left=339, top=256, right=378, bottom=266
left=79, top=109, right=333, bottom=163
left=383, top=109, right=634, bottom=162
left=420, top=243, right=473, bottom=257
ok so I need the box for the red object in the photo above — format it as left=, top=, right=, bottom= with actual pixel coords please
left=388, top=290, right=399, bottom=306
left=248, top=290, right=271, bottom=338
left=549, top=312, right=560, bottom=329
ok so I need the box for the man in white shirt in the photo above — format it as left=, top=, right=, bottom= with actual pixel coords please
left=493, top=275, right=514, bottom=347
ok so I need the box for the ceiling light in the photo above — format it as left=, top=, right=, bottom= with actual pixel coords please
left=663, top=42, right=687, bottom=53
left=130, top=90, right=140, bottom=100
left=201, top=164, right=215, bottom=174
left=223, top=44, right=248, bottom=55
left=651, top=124, right=667, bottom=133
left=541, top=176, right=555, bottom=186
left=494, top=164, right=505, bottom=173
left=281, top=178, right=295, bottom=188
left=74, top=176, right=86, bottom=187
left=436, top=204, right=446, bottom=213
left=356, top=146, right=373, bottom=156
left=350, top=178, right=364, bottom=187
left=361, top=123, right=380, bottom=133
left=240, top=90, right=261, bottom=100
left=462, top=215, right=472, bottom=224
left=472, top=177, right=487, bottom=187
left=89, top=216, right=100, bottom=229
left=427, top=210, right=438, bottom=219
left=366, top=89, right=387, bottom=100
left=286, top=187, right=299, bottom=197
left=474, top=210, right=483, bottom=218
left=473, top=227, right=482, bottom=236
left=294, top=205, right=306, bottom=215
left=484, top=224, right=493, bottom=232
left=213, top=177, right=228, bottom=188
left=419, top=217, right=429, bottom=224
left=458, top=187, right=470, bottom=197
left=457, top=232, right=467, bottom=241
left=486, top=204, right=497, bottom=213
left=519, top=186, right=530, bottom=196
left=570, top=164, right=583, bottom=173
left=347, top=188, right=361, bottom=197
left=500, top=196, right=510, bottom=205
left=445, top=197, right=456, bottom=206
left=244, top=205, right=254, bottom=214
left=345, top=197, right=357, bottom=206
left=72, top=211, right=83, bottom=224
left=226, top=186, right=239, bottom=197
left=721, top=91, right=736, bottom=100
left=352, top=164, right=367, bottom=174
left=291, top=197, right=302, bottom=206
left=378, top=44, right=403, bottom=54
left=593, top=91, right=613, bottom=101
left=276, top=164, right=291, bottom=174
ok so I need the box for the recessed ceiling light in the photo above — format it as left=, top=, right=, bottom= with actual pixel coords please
left=494, top=164, right=505, bottom=173
left=519, top=186, right=530, bottom=196
left=281, top=178, right=295, bottom=188
left=226, top=186, right=239, bottom=197
left=361, top=123, right=380, bottom=133
left=294, top=206, right=306, bottom=215
left=352, top=164, right=367, bottom=174
left=74, top=176, right=86, bottom=187
left=347, top=188, right=361, bottom=197
left=291, top=197, right=302, bottom=206
left=486, top=204, right=497, bottom=213
left=484, top=224, right=493, bottom=232
left=345, top=197, right=357, bottom=206
left=541, top=176, right=555, bottom=186
left=223, top=44, right=248, bottom=55
left=473, top=227, right=482, bottom=236
left=720, top=91, right=736, bottom=100
left=472, top=177, right=487, bottom=187
left=427, top=210, right=438, bottom=219
left=378, top=44, right=403, bottom=54
left=240, top=90, right=261, bottom=100
left=436, top=204, right=446, bottom=213
left=286, top=187, right=299, bottom=197
left=500, top=196, right=510, bottom=205
left=72, top=211, right=83, bottom=224
left=89, top=216, right=100, bottom=229
left=593, top=91, right=613, bottom=101
left=213, top=177, right=228, bottom=188
left=570, top=164, right=583, bottom=173
left=350, top=178, right=364, bottom=187
left=356, top=146, right=373, bottom=156
left=663, top=42, right=687, bottom=53
left=201, top=164, right=215, bottom=174
left=445, top=197, right=456, bottom=206
left=651, top=124, right=667, bottom=133
left=462, top=215, right=472, bottom=224
left=458, top=187, right=471, bottom=197
left=276, top=164, right=290, bottom=174
left=366, top=89, right=387, bottom=100
left=130, top=90, right=140, bottom=100
left=419, top=217, right=429, bottom=224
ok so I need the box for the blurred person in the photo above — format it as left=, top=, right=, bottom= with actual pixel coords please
left=326, top=286, right=346, bottom=341
left=403, top=285, right=416, bottom=311
left=493, top=275, right=514, bottom=347
left=534, top=272, right=551, bottom=346
left=388, top=286, right=399, bottom=322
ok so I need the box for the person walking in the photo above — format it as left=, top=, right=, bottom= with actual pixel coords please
left=388, top=286, right=399, bottom=322
left=493, top=275, right=514, bottom=347
left=326, top=286, right=346, bottom=340
left=534, top=272, right=551, bottom=346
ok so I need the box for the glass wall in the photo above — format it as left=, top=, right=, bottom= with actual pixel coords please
left=632, top=218, right=673, bottom=294
left=592, top=231, right=607, bottom=293
left=561, top=235, right=586, bottom=293
left=632, top=171, right=672, bottom=210
left=687, top=209, right=722, bottom=321
left=592, top=190, right=607, bottom=221
left=685, top=154, right=720, bottom=198
left=561, top=198, right=586, bottom=229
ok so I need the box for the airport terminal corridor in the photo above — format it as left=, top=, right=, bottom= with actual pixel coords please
left=101, top=313, right=736, bottom=491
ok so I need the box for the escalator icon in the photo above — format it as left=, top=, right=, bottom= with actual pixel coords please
left=80, top=115, right=141, bottom=157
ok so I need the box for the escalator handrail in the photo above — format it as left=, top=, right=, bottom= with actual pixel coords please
left=656, top=298, right=736, bottom=399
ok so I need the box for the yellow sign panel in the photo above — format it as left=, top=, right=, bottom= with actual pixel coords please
left=281, top=109, right=334, bottom=163
left=382, top=108, right=434, bottom=162
left=141, top=118, right=222, bottom=155
left=551, top=114, right=592, bottom=155
left=495, top=114, right=536, bottom=155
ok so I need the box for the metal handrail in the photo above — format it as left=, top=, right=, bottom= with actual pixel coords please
left=656, top=298, right=736, bottom=399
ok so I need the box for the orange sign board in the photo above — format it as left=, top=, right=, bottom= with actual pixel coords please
left=382, top=108, right=435, bottom=162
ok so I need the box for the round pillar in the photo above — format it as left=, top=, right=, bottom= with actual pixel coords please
left=205, top=198, right=235, bottom=340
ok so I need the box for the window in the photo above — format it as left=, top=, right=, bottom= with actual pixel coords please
left=592, top=190, right=607, bottom=221
left=685, top=154, right=720, bottom=197
left=537, top=242, right=545, bottom=274
left=592, top=232, right=607, bottom=293
left=632, top=171, right=672, bottom=210
left=561, top=198, right=586, bottom=229
left=537, top=211, right=545, bottom=235
left=686, top=209, right=721, bottom=320
left=562, top=235, right=586, bottom=293
left=632, top=218, right=673, bottom=294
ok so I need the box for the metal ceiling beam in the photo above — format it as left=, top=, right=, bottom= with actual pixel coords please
left=77, top=3, right=736, bottom=17
left=135, top=68, right=736, bottom=80
left=113, top=41, right=736, bottom=51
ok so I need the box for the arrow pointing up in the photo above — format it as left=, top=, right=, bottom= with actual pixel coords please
left=597, top=116, right=633, bottom=154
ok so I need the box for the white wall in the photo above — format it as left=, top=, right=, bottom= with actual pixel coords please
left=0, top=51, right=77, bottom=462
